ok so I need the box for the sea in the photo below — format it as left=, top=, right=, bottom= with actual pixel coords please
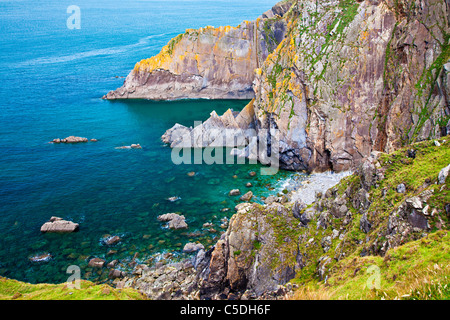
left=0, top=0, right=306, bottom=284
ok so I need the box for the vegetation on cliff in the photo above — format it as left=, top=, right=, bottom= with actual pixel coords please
left=247, top=136, right=450, bottom=300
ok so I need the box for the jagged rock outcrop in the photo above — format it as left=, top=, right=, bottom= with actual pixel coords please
left=108, top=0, right=449, bottom=173
left=162, top=99, right=256, bottom=148
left=153, top=0, right=450, bottom=173
left=252, top=0, right=450, bottom=172
left=194, top=202, right=304, bottom=299
left=104, top=2, right=293, bottom=100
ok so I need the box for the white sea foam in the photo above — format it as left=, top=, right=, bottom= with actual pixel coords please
left=17, top=33, right=171, bottom=67
left=289, top=170, right=353, bottom=205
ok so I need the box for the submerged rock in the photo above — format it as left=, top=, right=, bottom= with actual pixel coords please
left=40, top=217, right=79, bottom=233
left=29, top=253, right=52, bottom=263
left=105, top=1, right=292, bottom=101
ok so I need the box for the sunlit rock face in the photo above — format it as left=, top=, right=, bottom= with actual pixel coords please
left=113, top=0, right=450, bottom=173
left=105, top=1, right=293, bottom=100
left=252, top=0, right=450, bottom=173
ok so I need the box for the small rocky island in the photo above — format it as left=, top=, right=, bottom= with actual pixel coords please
left=40, top=216, right=79, bottom=233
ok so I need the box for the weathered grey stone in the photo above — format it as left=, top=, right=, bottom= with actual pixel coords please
left=40, top=217, right=79, bottom=233
left=183, top=243, right=205, bottom=253
left=239, top=191, right=253, bottom=202
left=397, top=183, right=406, bottom=193
left=438, top=164, right=450, bottom=184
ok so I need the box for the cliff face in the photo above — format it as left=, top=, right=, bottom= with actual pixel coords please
left=252, top=0, right=450, bottom=173
left=105, top=1, right=293, bottom=100
left=194, top=138, right=450, bottom=299
left=109, top=0, right=450, bottom=173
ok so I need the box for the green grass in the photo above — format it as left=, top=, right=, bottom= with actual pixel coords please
left=285, top=137, right=450, bottom=299
left=293, top=231, right=450, bottom=300
left=0, top=278, right=146, bottom=300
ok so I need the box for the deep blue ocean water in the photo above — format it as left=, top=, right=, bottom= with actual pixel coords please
left=0, top=0, right=304, bottom=284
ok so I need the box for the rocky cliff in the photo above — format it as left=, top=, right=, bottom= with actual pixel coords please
left=104, top=1, right=293, bottom=100
left=252, top=0, right=450, bottom=173
left=120, top=0, right=450, bottom=174
left=192, top=137, right=450, bottom=299
left=118, top=136, right=449, bottom=300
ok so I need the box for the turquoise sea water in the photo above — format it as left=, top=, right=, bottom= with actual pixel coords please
left=0, top=0, right=304, bottom=284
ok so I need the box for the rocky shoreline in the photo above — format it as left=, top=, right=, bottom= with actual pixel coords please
left=104, top=137, right=449, bottom=300
left=107, top=168, right=355, bottom=300
left=106, top=0, right=450, bottom=174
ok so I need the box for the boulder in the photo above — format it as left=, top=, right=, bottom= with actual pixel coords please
left=108, top=269, right=125, bottom=279
left=88, top=258, right=105, bottom=268
left=183, top=243, right=205, bottom=253
left=40, top=217, right=79, bottom=233
left=438, top=164, right=450, bottom=184
left=102, top=235, right=121, bottom=246
left=158, top=213, right=188, bottom=229
left=166, top=196, right=181, bottom=202
left=229, top=189, right=241, bottom=196
left=52, top=136, right=88, bottom=144
left=239, top=191, right=253, bottom=202
left=115, top=143, right=142, bottom=149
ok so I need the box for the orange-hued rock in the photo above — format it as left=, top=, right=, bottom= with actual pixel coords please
left=110, top=0, right=450, bottom=174
left=105, top=2, right=292, bottom=100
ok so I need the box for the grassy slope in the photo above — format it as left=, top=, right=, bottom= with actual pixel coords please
left=293, top=231, right=450, bottom=300
left=0, top=278, right=146, bottom=300
left=291, top=137, right=450, bottom=300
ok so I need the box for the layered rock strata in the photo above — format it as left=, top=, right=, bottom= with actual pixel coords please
left=115, top=0, right=450, bottom=173
left=104, top=2, right=293, bottom=100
